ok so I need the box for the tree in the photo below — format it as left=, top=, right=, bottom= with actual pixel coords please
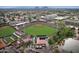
left=54, top=27, right=74, bottom=42
left=22, top=41, right=33, bottom=48
left=56, top=20, right=65, bottom=29
left=28, top=16, right=32, bottom=22
left=49, top=26, right=75, bottom=46
left=48, top=39, right=55, bottom=45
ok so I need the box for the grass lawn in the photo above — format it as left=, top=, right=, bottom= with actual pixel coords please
left=0, top=26, right=15, bottom=37
left=23, top=24, right=57, bottom=36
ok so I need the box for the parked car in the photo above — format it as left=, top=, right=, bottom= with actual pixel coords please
left=35, top=45, right=42, bottom=49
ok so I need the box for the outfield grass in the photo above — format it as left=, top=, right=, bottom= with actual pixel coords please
left=23, top=24, right=57, bottom=36
left=0, top=26, right=15, bottom=37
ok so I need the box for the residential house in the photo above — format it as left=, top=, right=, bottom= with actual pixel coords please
left=22, top=35, right=33, bottom=43
left=0, top=38, right=6, bottom=49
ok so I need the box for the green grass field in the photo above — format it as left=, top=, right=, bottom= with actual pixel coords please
left=23, top=24, right=57, bottom=36
left=0, top=26, right=15, bottom=37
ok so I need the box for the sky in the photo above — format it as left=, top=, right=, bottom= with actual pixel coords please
left=0, top=0, right=79, bottom=6
left=0, top=0, right=79, bottom=9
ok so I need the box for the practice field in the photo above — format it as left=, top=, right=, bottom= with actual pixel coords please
left=0, top=26, right=15, bottom=37
left=23, top=24, right=57, bottom=36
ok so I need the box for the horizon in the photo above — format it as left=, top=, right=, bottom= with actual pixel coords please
left=0, top=6, right=79, bottom=9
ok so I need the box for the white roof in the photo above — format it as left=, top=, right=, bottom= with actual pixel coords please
left=13, top=33, right=20, bottom=38
left=16, top=22, right=27, bottom=26
left=55, top=17, right=65, bottom=20
left=41, top=16, right=45, bottom=18
left=62, top=38, right=79, bottom=52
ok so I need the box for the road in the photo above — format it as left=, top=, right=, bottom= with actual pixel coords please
left=24, top=46, right=52, bottom=53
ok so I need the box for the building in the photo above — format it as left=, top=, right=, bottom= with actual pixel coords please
left=39, top=16, right=47, bottom=22
left=64, top=20, right=79, bottom=27
left=35, top=35, right=48, bottom=48
left=13, top=31, right=25, bottom=39
left=22, top=35, right=33, bottom=43
left=58, top=38, right=79, bottom=53
left=45, top=14, right=57, bottom=21
left=0, top=38, right=6, bottom=49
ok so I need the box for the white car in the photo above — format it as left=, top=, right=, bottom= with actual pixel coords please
left=35, top=45, right=42, bottom=49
